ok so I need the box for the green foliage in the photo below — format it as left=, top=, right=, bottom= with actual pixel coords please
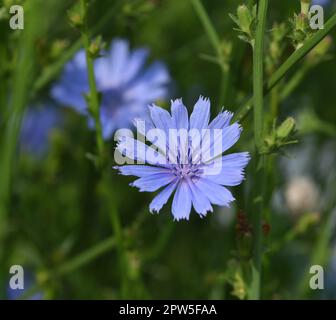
left=229, top=4, right=257, bottom=46
left=0, top=0, right=336, bottom=300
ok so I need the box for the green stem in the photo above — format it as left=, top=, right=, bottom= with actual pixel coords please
left=102, top=171, right=131, bottom=299
left=190, top=0, right=221, bottom=55
left=108, top=194, right=129, bottom=298
left=80, top=0, right=104, bottom=158
left=56, top=236, right=116, bottom=275
left=218, top=68, right=229, bottom=107
left=0, top=1, right=44, bottom=295
left=56, top=237, right=116, bottom=276
left=249, top=0, right=268, bottom=300
left=225, top=41, right=246, bottom=107
left=21, top=203, right=151, bottom=300
left=234, top=11, right=336, bottom=122
left=252, top=0, right=268, bottom=151
left=298, top=205, right=335, bottom=298
left=33, top=41, right=82, bottom=94
left=280, top=63, right=310, bottom=100
left=0, top=42, right=7, bottom=114
left=20, top=236, right=116, bottom=300
left=270, top=87, right=279, bottom=124
left=190, top=0, right=231, bottom=106
left=269, top=214, right=319, bottom=254
left=144, top=220, right=175, bottom=261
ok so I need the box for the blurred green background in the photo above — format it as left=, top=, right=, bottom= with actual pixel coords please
left=0, top=0, right=335, bottom=299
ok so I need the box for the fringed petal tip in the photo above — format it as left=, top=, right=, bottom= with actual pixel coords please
left=223, top=110, right=234, bottom=122
left=170, top=98, right=183, bottom=106
left=200, top=206, right=214, bottom=218
left=197, top=94, right=208, bottom=102
left=149, top=207, right=161, bottom=214
left=172, top=215, right=190, bottom=222
left=245, top=152, right=251, bottom=162
left=226, top=198, right=235, bottom=207
left=237, top=123, right=243, bottom=133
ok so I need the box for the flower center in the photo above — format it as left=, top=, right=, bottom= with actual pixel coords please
left=173, top=163, right=202, bottom=180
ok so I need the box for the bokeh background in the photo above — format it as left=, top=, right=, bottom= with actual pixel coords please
left=0, top=0, right=336, bottom=299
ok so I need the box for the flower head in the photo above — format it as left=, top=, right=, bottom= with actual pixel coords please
left=52, top=38, right=170, bottom=139
left=114, top=96, right=250, bottom=221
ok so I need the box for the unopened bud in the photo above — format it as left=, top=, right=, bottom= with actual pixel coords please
left=301, top=0, right=311, bottom=15
left=237, top=5, right=253, bottom=34
left=88, top=36, right=105, bottom=58
left=276, top=117, right=296, bottom=140
left=296, top=13, right=308, bottom=32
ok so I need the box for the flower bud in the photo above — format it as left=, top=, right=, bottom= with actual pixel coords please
left=301, top=0, right=311, bottom=15
left=230, top=4, right=257, bottom=46
left=237, top=5, right=253, bottom=34
left=88, top=35, right=105, bottom=58
left=296, top=13, right=308, bottom=32
left=276, top=117, right=296, bottom=140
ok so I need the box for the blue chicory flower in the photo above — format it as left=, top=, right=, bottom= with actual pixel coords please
left=20, top=105, right=62, bottom=156
left=52, top=38, right=170, bottom=140
left=7, top=271, right=43, bottom=300
left=114, top=96, right=250, bottom=221
left=312, top=0, right=330, bottom=6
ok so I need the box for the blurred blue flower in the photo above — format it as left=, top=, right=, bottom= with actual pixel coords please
left=7, top=272, right=43, bottom=300
left=52, top=39, right=170, bottom=140
left=312, top=0, right=330, bottom=6
left=324, top=241, right=336, bottom=298
left=115, top=96, right=250, bottom=221
left=20, top=105, right=62, bottom=156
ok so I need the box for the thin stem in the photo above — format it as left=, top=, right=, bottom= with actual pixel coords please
left=270, top=87, right=279, bottom=125
left=108, top=194, right=129, bottom=298
left=0, top=0, right=43, bottom=294
left=298, top=202, right=336, bottom=298
left=102, top=171, right=131, bottom=299
left=21, top=204, right=151, bottom=300
left=80, top=0, right=104, bottom=158
left=234, top=11, right=336, bottom=122
left=56, top=237, right=116, bottom=275
left=144, top=220, right=175, bottom=261
left=225, top=41, right=246, bottom=107
left=190, top=0, right=231, bottom=106
left=299, top=214, right=334, bottom=297
left=218, top=69, right=229, bottom=107
left=19, top=236, right=116, bottom=300
left=190, top=0, right=221, bottom=55
left=0, top=43, right=7, bottom=113
left=252, top=0, right=268, bottom=151
left=269, top=215, right=319, bottom=254
left=249, top=0, right=268, bottom=300
left=280, top=63, right=310, bottom=100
